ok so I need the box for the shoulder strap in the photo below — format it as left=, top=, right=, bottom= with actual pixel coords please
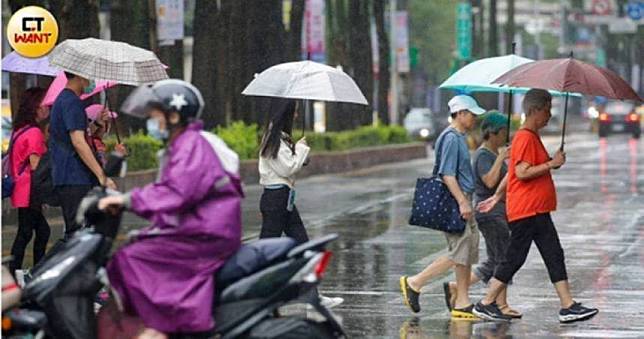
left=432, top=129, right=456, bottom=176
left=5, top=126, right=37, bottom=175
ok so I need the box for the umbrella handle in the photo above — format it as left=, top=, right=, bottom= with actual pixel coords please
left=506, top=90, right=513, bottom=144
left=104, top=97, right=121, bottom=144
left=560, top=92, right=569, bottom=152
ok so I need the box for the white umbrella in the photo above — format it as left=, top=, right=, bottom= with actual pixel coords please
left=440, top=54, right=534, bottom=93
left=48, top=38, right=168, bottom=86
left=242, top=61, right=368, bottom=105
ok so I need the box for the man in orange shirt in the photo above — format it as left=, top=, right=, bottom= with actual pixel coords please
left=473, top=89, right=599, bottom=323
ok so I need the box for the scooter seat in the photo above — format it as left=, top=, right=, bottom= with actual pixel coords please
left=216, top=237, right=297, bottom=290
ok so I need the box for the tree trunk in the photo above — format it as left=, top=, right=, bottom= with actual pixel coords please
left=488, top=0, right=498, bottom=56
left=192, top=0, right=223, bottom=128
left=50, top=0, right=100, bottom=40
left=110, top=0, right=151, bottom=133
left=373, top=0, right=389, bottom=125
left=288, top=0, right=305, bottom=61
left=505, top=0, right=515, bottom=54
left=347, top=0, right=373, bottom=126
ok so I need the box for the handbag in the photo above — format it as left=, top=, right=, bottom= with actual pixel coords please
left=408, top=130, right=466, bottom=233
left=2, top=126, right=36, bottom=199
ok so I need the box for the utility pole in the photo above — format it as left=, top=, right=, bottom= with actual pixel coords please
left=389, top=0, right=399, bottom=125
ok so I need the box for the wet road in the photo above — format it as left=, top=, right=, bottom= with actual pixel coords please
left=3, top=131, right=643, bottom=337
left=313, top=133, right=644, bottom=338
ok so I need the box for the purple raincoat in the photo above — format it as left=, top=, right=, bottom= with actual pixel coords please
left=107, top=122, right=242, bottom=333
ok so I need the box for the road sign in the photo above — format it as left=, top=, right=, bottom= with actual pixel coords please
left=456, top=2, right=472, bottom=61
left=626, top=1, right=642, bottom=21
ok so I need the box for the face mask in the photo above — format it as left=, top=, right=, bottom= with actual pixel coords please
left=146, top=118, right=168, bottom=140
left=83, top=80, right=96, bottom=94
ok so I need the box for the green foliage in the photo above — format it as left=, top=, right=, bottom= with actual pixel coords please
left=105, top=132, right=163, bottom=171
left=213, top=121, right=260, bottom=161
left=409, top=0, right=458, bottom=85
left=105, top=123, right=412, bottom=172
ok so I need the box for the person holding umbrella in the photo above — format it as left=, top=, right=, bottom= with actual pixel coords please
left=49, top=71, right=117, bottom=240
left=473, top=89, right=599, bottom=323
left=257, top=98, right=344, bottom=309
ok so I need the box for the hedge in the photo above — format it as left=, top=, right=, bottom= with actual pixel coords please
left=105, top=132, right=163, bottom=171
left=105, top=122, right=412, bottom=171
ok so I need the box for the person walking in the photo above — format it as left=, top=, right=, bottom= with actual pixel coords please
left=8, top=87, right=51, bottom=275
left=400, top=95, right=486, bottom=318
left=442, top=112, right=521, bottom=318
left=473, top=89, right=599, bottom=323
left=258, top=99, right=310, bottom=243
left=49, top=72, right=116, bottom=239
left=258, top=98, right=343, bottom=308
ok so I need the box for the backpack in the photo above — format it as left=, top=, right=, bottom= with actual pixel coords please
left=29, top=152, right=60, bottom=207
left=2, top=126, right=37, bottom=199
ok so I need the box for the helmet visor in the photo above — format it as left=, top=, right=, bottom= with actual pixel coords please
left=120, top=84, right=159, bottom=119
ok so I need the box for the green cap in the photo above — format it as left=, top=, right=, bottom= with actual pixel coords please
left=481, top=111, right=509, bottom=134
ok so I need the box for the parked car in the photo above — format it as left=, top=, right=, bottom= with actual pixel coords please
left=403, top=108, right=436, bottom=141
left=598, top=100, right=640, bottom=138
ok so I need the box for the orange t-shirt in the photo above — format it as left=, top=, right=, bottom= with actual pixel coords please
left=506, top=129, right=557, bottom=222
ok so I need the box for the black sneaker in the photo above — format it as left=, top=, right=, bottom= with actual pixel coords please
left=399, top=276, right=421, bottom=313
left=472, top=301, right=512, bottom=322
left=559, top=302, right=598, bottom=323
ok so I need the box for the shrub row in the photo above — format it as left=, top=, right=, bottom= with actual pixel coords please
left=105, top=122, right=412, bottom=171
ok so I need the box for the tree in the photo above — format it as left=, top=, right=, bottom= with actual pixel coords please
left=347, top=0, right=373, bottom=126
left=110, top=0, right=151, bottom=132
left=373, top=0, right=390, bottom=125
left=191, top=0, right=225, bottom=127
left=49, top=0, right=100, bottom=40
left=505, top=0, right=515, bottom=54
left=287, top=0, right=306, bottom=61
left=409, top=0, right=457, bottom=85
left=488, top=0, right=498, bottom=56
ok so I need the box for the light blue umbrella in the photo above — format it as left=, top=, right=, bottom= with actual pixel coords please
left=440, top=54, right=534, bottom=94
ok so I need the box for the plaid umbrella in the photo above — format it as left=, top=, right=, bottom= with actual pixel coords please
left=48, top=38, right=168, bottom=86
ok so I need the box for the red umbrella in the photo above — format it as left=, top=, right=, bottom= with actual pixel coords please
left=493, top=55, right=642, bottom=150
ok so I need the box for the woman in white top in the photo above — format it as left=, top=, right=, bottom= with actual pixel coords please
left=258, top=99, right=310, bottom=243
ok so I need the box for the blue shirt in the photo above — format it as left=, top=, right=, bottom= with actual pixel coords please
left=435, top=127, right=475, bottom=194
left=49, top=89, right=96, bottom=186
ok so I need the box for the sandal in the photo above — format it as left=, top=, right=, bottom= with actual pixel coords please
left=498, top=304, right=523, bottom=319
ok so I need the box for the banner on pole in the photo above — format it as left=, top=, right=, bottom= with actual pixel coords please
left=395, top=11, right=410, bottom=73
left=157, top=0, right=184, bottom=42
left=304, top=0, right=326, bottom=63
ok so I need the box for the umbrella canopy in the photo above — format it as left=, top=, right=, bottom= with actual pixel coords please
left=1, top=51, right=59, bottom=76
left=242, top=61, right=368, bottom=105
left=42, top=72, right=117, bottom=106
left=493, top=57, right=642, bottom=151
left=493, top=58, right=642, bottom=101
left=48, top=38, right=168, bottom=86
left=440, top=54, right=534, bottom=93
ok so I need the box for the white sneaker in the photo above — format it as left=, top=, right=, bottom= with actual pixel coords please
left=319, top=295, right=344, bottom=309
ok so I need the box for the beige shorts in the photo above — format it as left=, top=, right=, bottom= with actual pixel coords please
left=444, top=199, right=479, bottom=266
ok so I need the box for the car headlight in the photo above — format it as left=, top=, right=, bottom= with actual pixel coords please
left=419, top=128, right=430, bottom=138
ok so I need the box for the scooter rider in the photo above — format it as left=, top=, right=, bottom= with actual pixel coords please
left=97, top=79, right=243, bottom=337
